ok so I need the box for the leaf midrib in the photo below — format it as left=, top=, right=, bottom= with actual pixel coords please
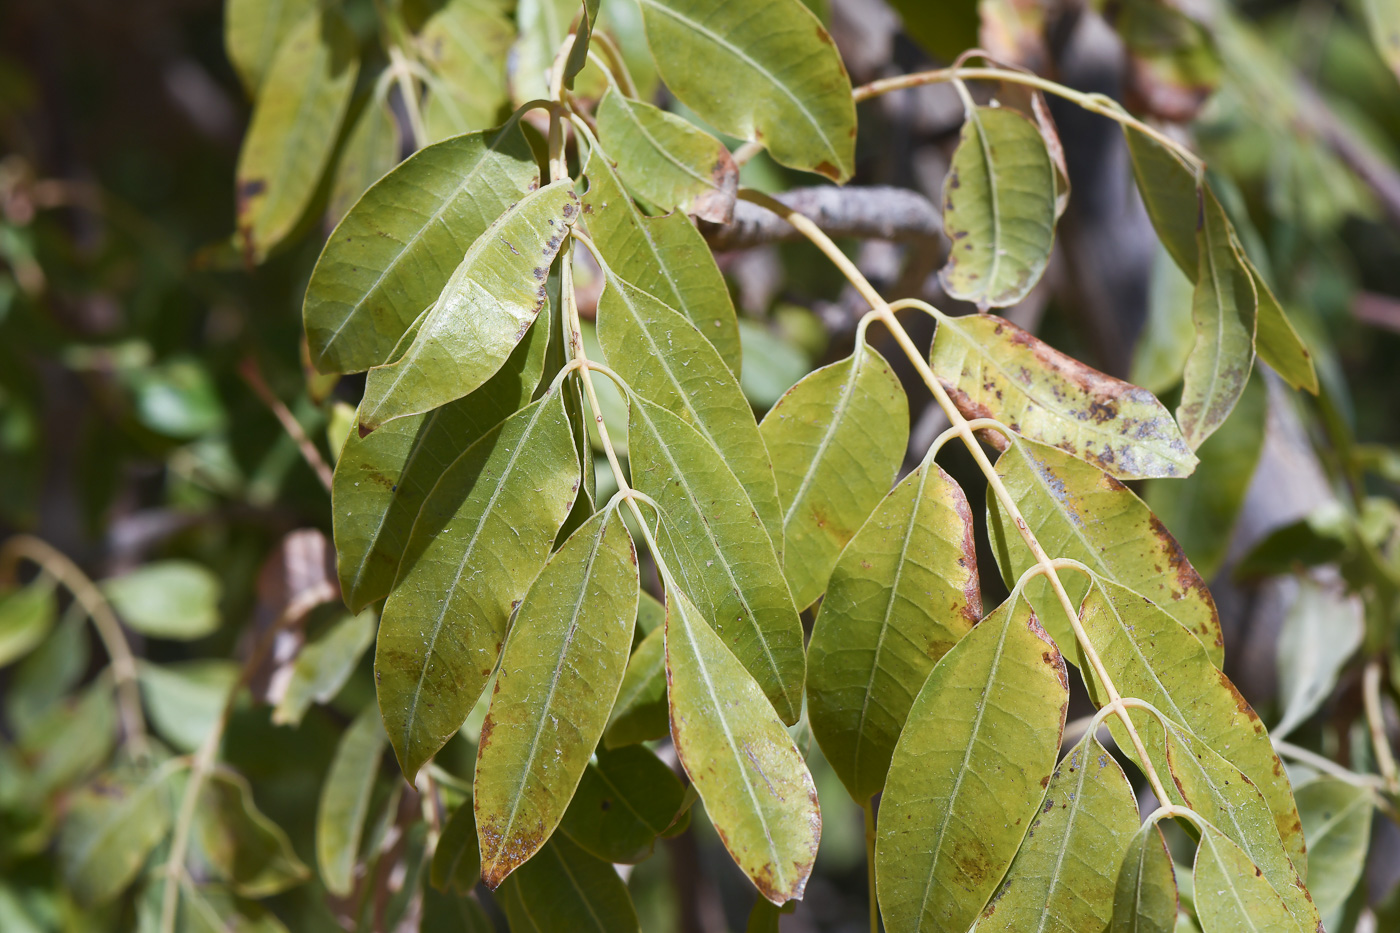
left=781, top=352, right=865, bottom=534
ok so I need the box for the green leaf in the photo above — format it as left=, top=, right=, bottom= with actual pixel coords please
left=629, top=396, right=806, bottom=724
left=1193, top=825, right=1304, bottom=933
left=738, top=317, right=812, bottom=410
left=59, top=758, right=182, bottom=907
left=474, top=506, right=638, bottom=886
left=594, top=88, right=738, bottom=223
left=987, top=437, right=1223, bottom=666
left=596, top=269, right=782, bottom=552
left=940, top=106, right=1058, bottom=309
left=272, top=609, right=376, bottom=727
left=1177, top=190, right=1257, bottom=450
left=563, top=0, right=601, bottom=89
left=423, top=883, right=495, bottom=931
left=304, top=120, right=539, bottom=374
left=234, top=9, right=359, bottom=263
left=6, top=603, right=88, bottom=734
left=316, top=706, right=386, bottom=897
left=1359, top=0, right=1400, bottom=81
left=886, top=0, right=979, bottom=62
left=510, top=0, right=584, bottom=105
left=21, top=681, right=116, bottom=796
left=1248, top=264, right=1317, bottom=394
left=1272, top=579, right=1364, bottom=740
left=1111, top=823, right=1179, bottom=933
left=0, top=577, right=56, bottom=668
left=102, top=560, right=222, bottom=641
left=358, top=180, right=579, bottom=431
left=497, top=832, right=640, bottom=932
left=931, top=312, right=1197, bottom=480
left=602, top=621, right=668, bottom=748
left=431, top=798, right=481, bottom=894
left=978, top=735, right=1140, bottom=932
left=875, top=593, right=1069, bottom=933
left=1296, top=779, right=1372, bottom=927
left=664, top=583, right=819, bottom=905
left=1132, top=244, right=1198, bottom=395
left=156, top=882, right=292, bottom=933
left=581, top=148, right=742, bottom=375
left=327, top=97, right=400, bottom=227
left=223, top=0, right=317, bottom=94
left=194, top=771, right=311, bottom=898
left=1077, top=579, right=1307, bottom=877
left=1144, top=373, right=1267, bottom=580
left=636, top=0, right=856, bottom=181
left=806, top=459, right=981, bottom=802
left=1125, top=126, right=1201, bottom=281
left=332, top=312, right=548, bottom=612
left=376, top=390, right=579, bottom=781
left=418, top=0, right=514, bottom=141
left=759, top=344, right=908, bottom=610
left=138, top=660, right=239, bottom=753
left=558, top=745, right=686, bottom=863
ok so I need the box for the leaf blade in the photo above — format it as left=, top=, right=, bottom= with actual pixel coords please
left=315, top=705, right=386, bottom=897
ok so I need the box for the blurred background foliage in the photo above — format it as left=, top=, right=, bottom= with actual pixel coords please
left=1, top=0, right=1400, bottom=930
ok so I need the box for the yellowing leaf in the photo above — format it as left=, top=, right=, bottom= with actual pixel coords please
left=315, top=706, right=385, bottom=897
left=1249, top=263, right=1317, bottom=394
left=1193, top=824, right=1306, bottom=933
left=418, top=0, right=514, bottom=141
left=224, top=0, right=316, bottom=95
left=806, top=460, right=981, bottom=802
left=931, top=312, right=1198, bottom=480
left=637, top=0, right=856, bottom=181
left=1111, top=823, right=1179, bottom=933
left=940, top=106, right=1057, bottom=309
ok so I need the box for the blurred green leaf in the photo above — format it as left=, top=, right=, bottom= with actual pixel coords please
left=1133, top=245, right=1197, bottom=395
left=272, top=610, right=375, bottom=727
left=327, top=96, right=400, bottom=228
left=139, top=660, right=238, bottom=753
left=193, top=770, right=311, bottom=898
left=737, top=318, right=811, bottom=411
left=602, top=619, right=668, bottom=749
left=496, top=832, right=640, bottom=930
left=1273, top=579, right=1363, bottom=740
left=1297, top=778, right=1373, bottom=928
left=102, top=560, right=222, bottom=641
left=418, top=0, right=515, bottom=141
left=223, top=0, right=317, bottom=95
left=0, top=576, right=56, bottom=668
left=316, top=705, right=385, bottom=897
left=6, top=602, right=88, bottom=735
left=125, top=358, right=226, bottom=440
left=431, top=797, right=481, bottom=894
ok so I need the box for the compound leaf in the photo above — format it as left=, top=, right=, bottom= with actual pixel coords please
left=315, top=705, right=385, bottom=898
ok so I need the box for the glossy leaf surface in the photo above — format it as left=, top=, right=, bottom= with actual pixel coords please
left=497, top=832, right=640, bottom=932
left=1111, top=823, right=1179, bottom=933
left=559, top=745, right=686, bottom=864
left=759, top=344, right=907, bottom=610
left=376, top=391, right=579, bottom=781
left=315, top=706, right=385, bottom=897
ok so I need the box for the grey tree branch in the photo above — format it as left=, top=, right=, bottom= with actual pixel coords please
left=699, top=185, right=943, bottom=250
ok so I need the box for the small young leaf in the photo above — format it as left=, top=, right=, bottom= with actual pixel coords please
left=759, top=344, right=908, bottom=610
left=636, top=0, right=856, bottom=181
left=806, top=459, right=981, bottom=803
left=596, top=270, right=782, bottom=552
left=629, top=396, right=806, bottom=724
left=224, top=0, right=316, bottom=95
left=475, top=506, right=638, bottom=887
left=358, top=180, right=578, bottom=431
left=1125, top=126, right=1201, bottom=281
left=333, top=313, right=547, bottom=612
left=1111, top=823, right=1179, bottom=933
left=327, top=97, right=399, bottom=227
left=664, top=584, right=820, bottom=905
left=594, top=87, right=738, bottom=223
left=376, top=390, right=579, bottom=781
left=988, top=437, right=1223, bottom=666
left=496, top=832, right=641, bottom=932
left=418, top=0, right=514, bottom=141
left=931, top=312, right=1198, bottom=479
left=102, top=560, right=222, bottom=641
left=304, top=121, right=539, bottom=374
left=0, top=577, right=57, bottom=668
left=582, top=148, right=742, bottom=375
left=272, top=609, right=376, bottom=727
left=431, top=798, right=481, bottom=894
left=559, top=745, right=686, bottom=864
left=1296, top=779, right=1372, bottom=926
left=234, top=9, right=359, bottom=263
left=316, top=706, right=386, bottom=898
left=1248, top=263, right=1318, bottom=394
left=1177, top=190, right=1257, bottom=450
left=603, top=623, right=668, bottom=749
left=195, top=771, right=311, bottom=898
left=940, top=106, right=1058, bottom=309
left=1193, top=824, right=1305, bottom=933
left=875, top=593, right=1069, bottom=933
left=978, top=735, right=1139, bottom=932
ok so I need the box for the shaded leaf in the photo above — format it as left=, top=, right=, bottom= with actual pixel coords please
left=987, top=437, right=1223, bottom=666
left=979, top=735, right=1139, bottom=933
left=304, top=120, right=539, bottom=374
left=931, top=312, right=1197, bottom=480
left=1177, top=190, right=1257, bottom=450
left=1132, top=244, right=1198, bottom=395
left=595, top=87, right=738, bottom=223
left=885, top=0, right=979, bottom=62
left=806, top=459, right=981, bottom=802
left=316, top=706, right=386, bottom=897
left=272, top=609, right=376, bottom=727
left=1271, top=578, right=1363, bottom=740
left=759, top=344, right=908, bottom=610
left=418, top=0, right=514, bottom=141
left=475, top=506, right=638, bottom=886
left=6, top=603, right=88, bottom=735
left=20, top=681, right=116, bottom=796
left=332, top=312, right=548, bottom=612
left=1359, top=0, right=1400, bottom=81
left=422, top=882, right=494, bottom=931
left=559, top=744, right=686, bottom=863
left=224, top=0, right=316, bottom=95
left=234, top=9, right=359, bottom=263
left=1296, top=778, right=1372, bottom=927
left=376, top=390, right=579, bottom=781
left=629, top=396, right=806, bottom=724
left=637, top=0, right=856, bottom=181
left=194, top=770, right=311, bottom=898
left=940, top=106, right=1057, bottom=309
left=159, top=882, right=292, bottom=933
left=327, top=97, right=399, bottom=226
left=1125, top=126, right=1201, bottom=280
left=497, top=832, right=640, bottom=932
left=581, top=147, right=741, bottom=375
left=875, top=594, right=1069, bottom=933
left=1111, top=823, right=1179, bottom=933
left=596, top=269, right=782, bottom=551
left=138, top=660, right=239, bottom=753
left=431, top=798, right=481, bottom=894
left=1248, top=264, right=1317, bottom=394
left=0, top=577, right=56, bottom=668
left=664, top=584, right=819, bottom=905
left=1193, top=825, right=1303, bottom=933
left=102, top=560, right=221, bottom=641
left=358, top=180, right=578, bottom=430
left=603, top=621, right=668, bottom=748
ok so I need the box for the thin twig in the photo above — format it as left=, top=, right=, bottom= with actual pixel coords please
left=1364, top=661, right=1399, bottom=794
left=238, top=357, right=334, bottom=493
left=1274, top=739, right=1387, bottom=790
